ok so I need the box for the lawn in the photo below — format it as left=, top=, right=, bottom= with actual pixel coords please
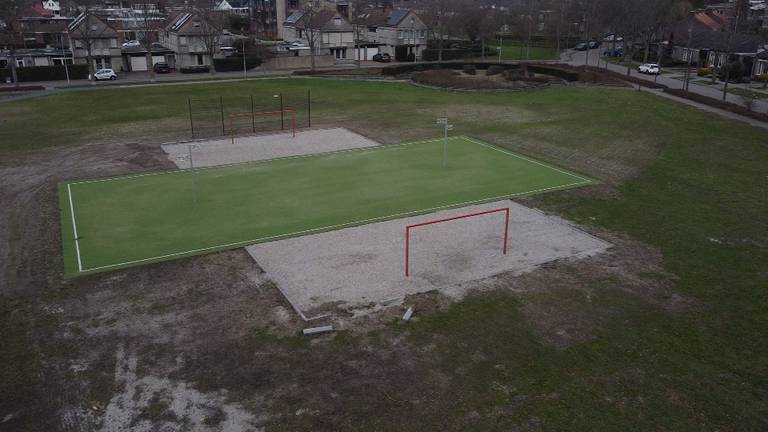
left=60, top=137, right=590, bottom=276
left=490, top=43, right=556, bottom=61
left=2, top=78, right=768, bottom=430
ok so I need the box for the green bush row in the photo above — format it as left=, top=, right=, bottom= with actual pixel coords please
left=212, top=56, right=262, bottom=72
left=0, top=64, right=89, bottom=82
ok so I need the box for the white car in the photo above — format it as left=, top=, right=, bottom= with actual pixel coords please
left=122, top=40, right=141, bottom=48
left=638, top=63, right=660, bottom=75
left=93, top=69, right=117, bottom=81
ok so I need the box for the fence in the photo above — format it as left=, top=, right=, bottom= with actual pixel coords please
left=187, top=89, right=312, bottom=139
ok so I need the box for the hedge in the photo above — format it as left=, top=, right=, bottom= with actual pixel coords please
left=664, top=88, right=768, bottom=122
left=213, top=56, right=262, bottom=72
left=422, top=49, right=467, bottom=61
left=526, top=65, right=579, bottom=81
left=180, top=65, right=211, bottom=74
left=0, top=64, right=89, bottom=82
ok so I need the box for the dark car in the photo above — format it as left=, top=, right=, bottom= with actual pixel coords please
left=372, top=53, right=391, bottom=63
left=588, top=41, right=601, bottom=49
left=153, top=62, right=171, bottom=73
left=574, top=43, right=588, bottom=51
left=603, top=48, right=624, bottom=57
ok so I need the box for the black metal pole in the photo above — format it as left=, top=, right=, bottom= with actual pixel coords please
left=307, top=89, right=311, bottom=128
left=188, top=97, right=194, bottom=139
left=250, top=94, right=255, bottom=133
left=280, top=92, right=284, bottom=130
left=220, top=96, right=225, bottom=136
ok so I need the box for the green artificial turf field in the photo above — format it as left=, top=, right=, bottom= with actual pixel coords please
left=59, top=136, right=591, bottom=276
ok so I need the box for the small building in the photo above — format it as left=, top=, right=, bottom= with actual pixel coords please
left=353, top=9, right=427, bottom=61
left=282, top=9, right=354, bottom=61
left=160, top=12, right=229, bottom=69
left=67, top=13, right=124, bottom=71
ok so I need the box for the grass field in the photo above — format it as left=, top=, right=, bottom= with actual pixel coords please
left=2, top=78, right=768, bottom=430
left=60, top=136, right=590, bottom=276
left=491, top=44, right=556, bottom=61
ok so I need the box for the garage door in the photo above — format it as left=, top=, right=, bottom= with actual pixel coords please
left=130, top=56, right=148, bottom=72
left=365, top=47, right=379, bottom=61
left=152, top=55, right=165, bottom=66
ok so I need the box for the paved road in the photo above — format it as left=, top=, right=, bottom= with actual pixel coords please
left=563, top=48, right=768, bottom=114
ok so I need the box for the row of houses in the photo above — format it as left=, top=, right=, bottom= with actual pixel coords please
left=282, top=7, right=428, bottom=62
left=1, top=11, right=232, bottom=73
left=2, top=0, right=430, bottom=75
left=666, top=5, right=768, bottom=78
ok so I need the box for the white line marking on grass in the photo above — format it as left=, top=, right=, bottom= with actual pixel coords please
left=75, top=180, right=590, bottom=274
left=463, top=136, right=592, bottom=183
left=70, top=137, right=447, bottom=185
left=67, top=183, right=83, bottom=272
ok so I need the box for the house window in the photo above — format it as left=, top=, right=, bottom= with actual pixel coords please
left=331, top=47, right=347, bottom=59
left=196, top=54, right=204, bottom=65
left=17, top=59, right=25, bottom=67
left=180, top=36, right=187, bottom=45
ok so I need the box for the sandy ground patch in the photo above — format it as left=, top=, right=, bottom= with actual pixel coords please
left=161, top=127, right=380, bottom=168
left=246, top=201, right=611, bottom=318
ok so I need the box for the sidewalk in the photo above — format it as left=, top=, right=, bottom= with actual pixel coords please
left=563, top=49, right=768, bottom=114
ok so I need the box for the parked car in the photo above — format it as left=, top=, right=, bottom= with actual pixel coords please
left=372, top=53, right=391, bottom=63
left=574, top=42, right=589, bottom=51
left=638, top=63, right=661, bottom=75
left=588, top=41, right=601, bottom=49
left=603, top=48, right=624, bottom=57
left=93, top=68, right=117, bottom=80
left=122, top=40, right=141, bottom=48
left=153, top=62, right=171, bottom=73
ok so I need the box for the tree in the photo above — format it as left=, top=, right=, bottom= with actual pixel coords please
left=129, top=0, right=164, bottom=82
left=299, top=0, right=322, bottom=72
left=192, top=0, right=228, bottom=75
left=65, top=0, right=101, bottom=83
left=0, top=0, right=26, bottom=86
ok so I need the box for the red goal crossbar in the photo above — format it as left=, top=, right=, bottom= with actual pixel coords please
left=228, top=108, right=296, bottom=144
left=405, top=207, right=510, bottom=277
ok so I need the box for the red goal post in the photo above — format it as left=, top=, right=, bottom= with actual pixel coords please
left=228, top=108, right=296, bottom=144
left=405, top=207, right=510, bottom=277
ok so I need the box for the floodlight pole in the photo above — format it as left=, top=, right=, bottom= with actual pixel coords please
left=443, top=121, right=448, bottom=167
left=188, top=144, right=197, bottom=206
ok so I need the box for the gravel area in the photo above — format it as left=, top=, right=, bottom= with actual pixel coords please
left=161, top=127, right=380, bottom=168
left=246, top=201, right=612, bottom=318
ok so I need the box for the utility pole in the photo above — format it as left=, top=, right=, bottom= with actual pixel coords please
left=242, top=36, right=247, bottom=79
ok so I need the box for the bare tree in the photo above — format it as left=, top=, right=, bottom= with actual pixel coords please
left=0, top=0, right=26, bottom=86
left=721, top=5, right=744, bottom=102
left=130, top=0, right=164, bottom=82
left=65, top=0, right=101, bottom=82
left=192, top=0, right=228, bottom=75
left=299, top=0, right=321, bottom=71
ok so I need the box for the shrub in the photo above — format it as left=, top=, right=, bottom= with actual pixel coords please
left=697, top=67, right=713, bottom=77
left=421, top=49, right=466, bottom=61
left=526, top=65, right=579, bottom=81
left=718, top=62, right=744, bottom=82
left=0, top=64, right=89, bottom=82
left=406, top=52, right=416, bottom=62
left=487, top=65, right=504, bottom=76
left=462, top=64, right=476, bottom=75
left=756, top=73, right=768, bottom=83
left=180, top=65, right=211, bottom=74
left=213, top=56, right=262, bottom=72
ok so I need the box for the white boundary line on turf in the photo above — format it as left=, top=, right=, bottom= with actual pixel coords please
left=74, top=179, right=591, bottom=274
left=69, top=137, right=447, bottom=185
left=66, top=183, right=83, bottom=272
left=464, top=137, right=592, bottom=183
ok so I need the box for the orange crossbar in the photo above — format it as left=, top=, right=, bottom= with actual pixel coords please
left=228, top=108, right=296, bottom=144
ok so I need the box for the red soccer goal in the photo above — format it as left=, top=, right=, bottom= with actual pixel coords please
left=228, top=108, right=296, bottom=144
left=405, top=207, right=510, bottom=277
